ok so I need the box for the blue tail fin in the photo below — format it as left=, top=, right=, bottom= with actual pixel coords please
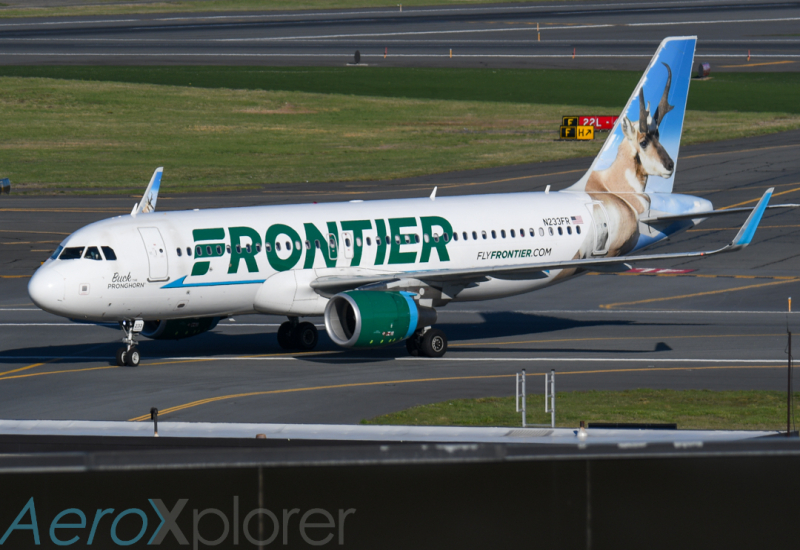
left=569, top=36, right=697, bottom=194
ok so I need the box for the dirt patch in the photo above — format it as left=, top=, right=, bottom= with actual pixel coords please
left=238, top=103, right=316, bottom=115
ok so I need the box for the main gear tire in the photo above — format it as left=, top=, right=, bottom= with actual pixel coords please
left=420, top=329, right=447, bottom=358
left=292, top=322, right=319, bottom=351
left=277, top=321, right=294, bottom=350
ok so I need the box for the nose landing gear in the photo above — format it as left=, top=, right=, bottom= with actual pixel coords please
left=117, top=319, right=143, bottom=367
left=277, top=317, right=319, bottom=352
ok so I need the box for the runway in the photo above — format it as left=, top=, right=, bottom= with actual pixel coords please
left=1, top=129, right=799, bottom=424
left=0, top=0, right=797, bottom=70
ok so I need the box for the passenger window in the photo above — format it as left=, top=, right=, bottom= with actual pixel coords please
left=414, top=234, right=420, bottom=244
left=50, top=245, right=64, bottom=260
left=366, top=237, right=372, bottom=246
left=539, top=228, right=545, bottom=237
left=265, top=243, right=272, bottom=252
left=346, top=238, right=352, bottom=247
left=491, top=230, right=497, bottom=239
left=186, top=247, right=192, bottom=257
left=256, top=244, right=261, bottom=253
left=196, top=246, right=203, bottom=256
left=226, top=245, right=231, bottom=254
left=385, top=236, right=391, bottom=245
left=84, top=247, right=102, bottom=260
left=443, top=233, right=449, bottom=242
left=236, top=245, right=242, bottom=254
left=59, top=247, right=84, bottom=260
left=356, top=237, right=362, bottom=247
left=453, top=232, right=458, bottom=241
left=216, top=245, right=222, bottom=255
left=206, top=246, right=212, bottom=256
left=549, top=227, right=554, bottom=236
left=521, top=228, right=525, bottom=237
left=501, top=230, right=506, bottom=239
left=472, top=231, right=478, bottom=240
left=295, top=241, right=301, bottom=250
left=424, top=234, right=430, bottom=243
left=305, top=240, right=311, bottom=250
left=276, top=242, right=282, bottom=251
left=463, top=232, right=468, bottom=241
left=510, top=229, right=515, bottom=238
left=567, top=226, right=572, bottom=235
left=482, top=231, right=487, bottom=240
left=404, top=235, right=410, bottom=244
left=101, top=246, right=117, bottom=260
left=177, top=248, right=182, bottom=257
left=577, top=226, right=581, bottom=235
left=558, top=227, right=563, bottom=236
left=315, top=240, right=321, bottom=249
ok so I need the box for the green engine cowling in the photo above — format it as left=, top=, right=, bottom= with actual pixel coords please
left=141, top=317, right=221, bottom=340
left=324, top=291, right=436, bottom=348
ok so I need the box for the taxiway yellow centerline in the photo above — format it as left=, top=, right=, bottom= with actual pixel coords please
left=600, top=278, right=800, bottom=310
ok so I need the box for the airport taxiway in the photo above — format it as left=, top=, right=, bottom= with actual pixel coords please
left=0, top=0, right=796, bottom=70
left=1, top=130, right=799, bottom=424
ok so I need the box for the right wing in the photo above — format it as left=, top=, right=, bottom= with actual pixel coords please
left=312, top=187, right=773, bottom=295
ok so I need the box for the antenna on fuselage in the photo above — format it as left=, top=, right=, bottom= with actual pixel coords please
left=430, top=186, right=437, bottom=201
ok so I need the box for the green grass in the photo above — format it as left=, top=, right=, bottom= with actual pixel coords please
left=362, top=389, right=800, bottom=431
left=3, top=75, right=799, bottom=194
left=0, top=0, right=569, bottom=18
left=0, top=66, right=798, bottom=114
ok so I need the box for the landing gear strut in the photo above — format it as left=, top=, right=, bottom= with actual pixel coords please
left=406, top=327, right=448, bottom=358
left=117, top=319, right=143, bottom=367
left=277, top=317, right=319, bottom=351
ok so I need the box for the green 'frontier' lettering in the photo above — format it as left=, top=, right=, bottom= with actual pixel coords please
left=388, top=217, right=418, bottom=265
left=341, top=219, right=372, bottom=267
left=265, top=224, right=302, bottom=272
left=420, top=216, right=453, bottom=262
left=303, top=222, right=339, bottom=269
left=228, top=226, right=262, bottom=274
left=374, top=219, right=388, bottom=266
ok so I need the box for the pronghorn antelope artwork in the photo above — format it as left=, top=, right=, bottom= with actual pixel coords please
left=583, top=62, right=677, bottom=256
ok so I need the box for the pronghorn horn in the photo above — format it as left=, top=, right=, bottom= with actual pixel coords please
left=638, top=88, right=648, bottom=134
left=654, top=62, right=674, bottom=127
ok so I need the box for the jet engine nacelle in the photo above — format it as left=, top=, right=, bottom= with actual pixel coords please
left=140, top=317, right=221, bottom=340
left=324, top=291, right=436, bottom=348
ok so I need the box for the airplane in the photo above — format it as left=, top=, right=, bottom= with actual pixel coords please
left=27, top=36, right=795, bottom=367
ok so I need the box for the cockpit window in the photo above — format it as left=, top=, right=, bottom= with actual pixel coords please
left=59, top=247, right=84, bottom=260
left=102, top=247, right=117, bottom=260
left=84, top=246, right=102, bottom=261
left=50, top=245, right=63, bottom=260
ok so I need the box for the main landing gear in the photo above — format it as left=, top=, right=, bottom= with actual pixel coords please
left=406, top=327, right=448, bottom=358
left=277, top=317, right=319, bottom=352
left=116, top=319, right=143, bottom=367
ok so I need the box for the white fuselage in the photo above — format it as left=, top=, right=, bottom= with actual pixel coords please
left=29, top=191, right=615, bottom=323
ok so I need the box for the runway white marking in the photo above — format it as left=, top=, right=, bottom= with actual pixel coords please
left=0, top=0, right=765, bottom=28
left=0, top=356, right=786, bottom=363
left=1, top=53, right=796, bottom=59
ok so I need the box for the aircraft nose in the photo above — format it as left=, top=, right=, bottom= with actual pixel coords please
left=28, top=266, right=65, bottom=312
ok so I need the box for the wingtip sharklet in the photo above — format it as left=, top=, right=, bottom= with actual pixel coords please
left=730, top=187, right=773, bottom=248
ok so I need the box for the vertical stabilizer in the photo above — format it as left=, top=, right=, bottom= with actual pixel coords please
left=567, top=37, right=696, bottom=194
